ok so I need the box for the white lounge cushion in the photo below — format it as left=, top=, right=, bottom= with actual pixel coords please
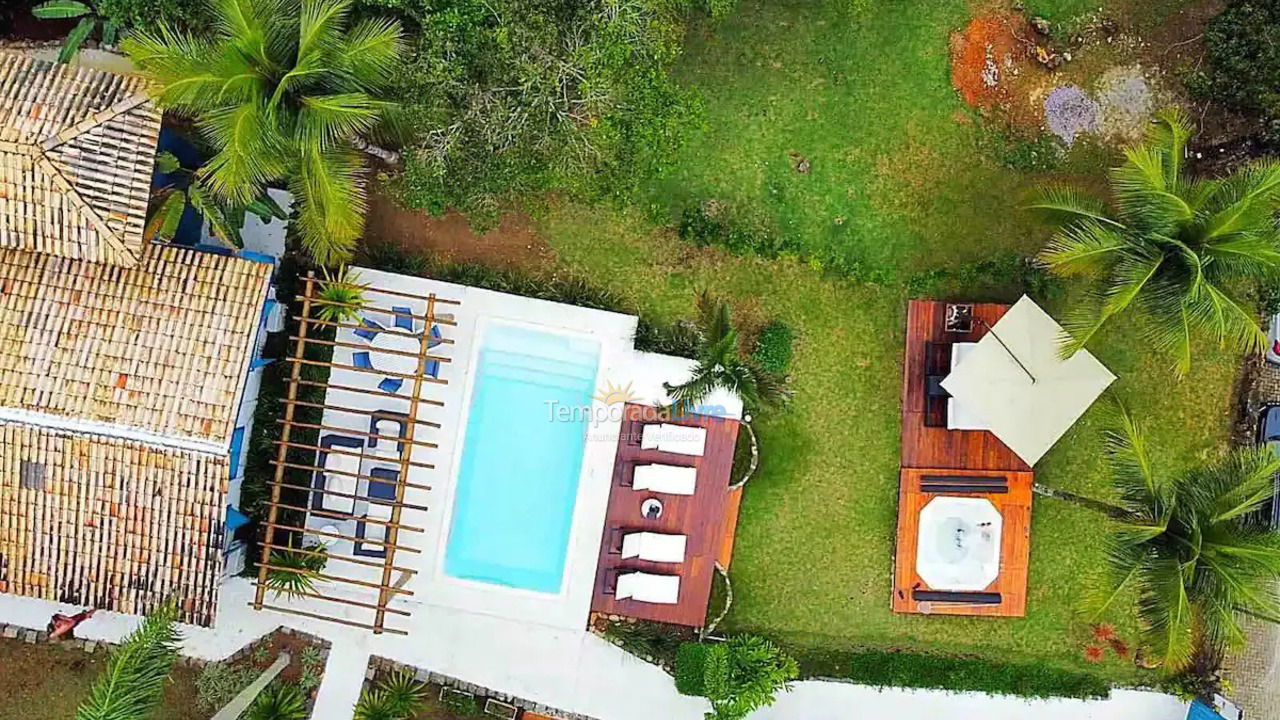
left=640, top=423, right=707, bottom=456
left=632, top=464, right=697, bottom=495
left=322, top=450, right=360, bottom=513
left=620, top=532, right=687, bottom=563
left=614, top=572, right=680, bottom=604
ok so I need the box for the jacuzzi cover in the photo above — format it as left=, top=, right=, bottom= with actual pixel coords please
left=916, top=496, right=1002, bottom=591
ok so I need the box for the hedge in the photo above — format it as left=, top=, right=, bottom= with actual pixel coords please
left=674, top=643, right=710, bottom=696
left=838, top=650, right=1111, bottom=699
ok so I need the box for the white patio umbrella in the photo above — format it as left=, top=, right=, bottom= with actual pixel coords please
left=940, top=295, right=1116, bottom=466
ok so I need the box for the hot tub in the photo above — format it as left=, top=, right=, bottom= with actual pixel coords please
left=915, top=496, right=1002, bottom=591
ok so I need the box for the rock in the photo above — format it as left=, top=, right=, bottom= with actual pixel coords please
left=1030, top=16, right=1051, bottom=35
left=84, top=641, right=98, bottom=653
left=2, top=625, right=18, bottom=639
left=23, top=630, right=37, bottom=644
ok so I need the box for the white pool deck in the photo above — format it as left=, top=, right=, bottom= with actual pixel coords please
left=0, top=268, right=1190, bottom=720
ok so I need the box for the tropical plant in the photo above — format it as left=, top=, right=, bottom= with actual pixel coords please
left=31, top=0, right=116, bottom=63
left=263, top=542, right=327, bottom=600
left=147, top=151, right=288, bottom=247
left=351, top=670, right=429, bottom=720
left=315, top=265, right=369, bottom=323
left=1047, top=405, right=1280, bottom=670
left=1030, top=108, right=1280, bottom=375
left=75, top=603, right=181, bottom=720
left=195, top=661, right=259, bottom=712
left=663, top=292, right=792, bottom=415
left=677, top=635, right=798, bottom=720
left=243, top=681, right=308, bottom=720
left=123, top=0, right=406, bottom=265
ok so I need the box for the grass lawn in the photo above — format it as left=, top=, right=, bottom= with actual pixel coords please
left=520, top=0, right=1242, bottom=685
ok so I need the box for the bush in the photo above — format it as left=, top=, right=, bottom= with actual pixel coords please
left=839, top=650, right=1110, bottom=699
left=387, top=0, right=714, bottom=221
left=440, top=690, right=481, bottom=716
left=905, top=252, right=1060, bottom=303
left=678, top=204, right=800, bottom=259
left=1190, top=0, right=1280, bottom=142
left=195, top=662, right=259, bottom=712
left=751, top=322, right=793, bottom=374
left=243, top=682, right=308, bottom=720
left=675, top=643, right=709, bottom=696
left=96, top=0, right=211, bottom=32
left=601, top=620, right=684, bottom=664
left=676, top=636, right=798, bottom=720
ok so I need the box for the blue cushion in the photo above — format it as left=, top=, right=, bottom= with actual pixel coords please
left=425, top=359, right=440, bottom=378
left=352, top=351, right=373, bottom=370
left=427, top=324, right=443, bottom=348
left=379, top=377, right=403, bottom=394
left=367, top=469, right=399, bottom=501
left=393, top=306, right=414, bottom=331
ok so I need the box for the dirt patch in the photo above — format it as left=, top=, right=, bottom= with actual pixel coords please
left=950, top=14, right=1035, bottom=110
left=363, top=188, right=555, bottom=271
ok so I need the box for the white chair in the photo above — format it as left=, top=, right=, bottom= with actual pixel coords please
left=620, top=532, right=687, bottom=563
left=639, top=423, right=707, bottom=456
left=614, top=572, right=680, bottom=604
left=632, top=464, right=697, bottom=495
left=322, top=451, right=360, bottom=514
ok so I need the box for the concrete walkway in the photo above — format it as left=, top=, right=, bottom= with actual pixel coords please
left=0, top=585, right=1191, bottom=720
left=752, top=682, right=1187, bottom=720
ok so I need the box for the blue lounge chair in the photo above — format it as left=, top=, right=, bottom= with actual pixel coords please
left=393, top=306, right=415, bottom=332
left=379, top=377, right=404, bottom=394
left=352, top=351, right=373, bottom=370
left=353, top=318, right=383, bottom=342
left=425, top=359, right=440, bottom=378
left=427, top=324, right=443, bottom=348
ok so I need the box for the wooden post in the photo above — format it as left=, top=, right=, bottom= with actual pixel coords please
left=373, top=293, right=437, bottom=633
left=254, top=273, right=315, bottom=609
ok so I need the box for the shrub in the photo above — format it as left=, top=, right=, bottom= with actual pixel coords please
left=243, top=682, right=308, bottom=720
left=905, top=252, right=1059, bottom=303
left=678, top=203, right=800, bottom=259
left=389, top=0, right=712, bottom=220
left=840, top=650, right=1110, bottom=699
left=751, top=322, right=794, bottom=374
left=439, top=689, right=481, bottom=717
left=195, top=662, right=259, bottom=712
left=602, top=620, right=684, bottom=663
left=674, top=643, right=709, bottom=696
left=677, top=636, right=799, bottom=720
left=1190, top=0, right=1280, bottom=142
left=96, top=0, right=210, bottom=32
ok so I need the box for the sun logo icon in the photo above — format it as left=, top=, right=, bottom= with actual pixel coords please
left=593, top=380, right=638, bottom=405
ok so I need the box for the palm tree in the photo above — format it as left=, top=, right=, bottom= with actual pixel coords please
left=663, top=292, right=791, bottom=415
left=1030, top=108, right=1280, bottom=375
left=123, top=0, right=405, bottom=266
left=1055, top=405, right=1280, bottom=670
left=76, top=604, right=181, bottom=720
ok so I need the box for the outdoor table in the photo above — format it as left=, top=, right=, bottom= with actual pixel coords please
left=373, top=330, right=422, bottom=377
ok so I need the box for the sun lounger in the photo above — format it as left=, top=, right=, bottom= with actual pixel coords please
left=379, top=377, right=403, bottom=394
left=613, top=571, right=680, bottom=604
left=632, top=463, right=697, bottom=494
left=640, top=423, right=707, bottom=456
left=620, top=532, right=687, bottom=563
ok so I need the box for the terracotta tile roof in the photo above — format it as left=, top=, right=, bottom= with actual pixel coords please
left=0, top=52, right=160, bottom=266
left=0, top=424, right=228, bottom=625
left=0, top=243, right=272, bottom=446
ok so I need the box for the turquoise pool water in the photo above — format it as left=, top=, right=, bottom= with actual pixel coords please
left=444, top=323, right=600, bottom=592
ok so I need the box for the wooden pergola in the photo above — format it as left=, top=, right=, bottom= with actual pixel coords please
left=251, top=271, right=460, bottom=634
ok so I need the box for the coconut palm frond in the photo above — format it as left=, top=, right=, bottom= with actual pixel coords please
left=316, top=265, right=368, bottom=323
left=1036, top=220, right=1127, bottom=277
left=75, top=604, right=181, bottom=720
left=264, top=544, right=327, bottom=600
left=297, top=93, right=386, bottom=149
left=335, top=16, right=404, bottom=92
left=292, top=146, right=365, bottom=265
left=199, top=101, right=290, bottom=203
left=1024, top=184, right=1120, bottom=228
left=1136, top=555, right=1197, bottom=670
left=1189, top=282, right=1270, bottom=356
left=1101, top=403, right=1167, bottom=509
left=1148, top=107, right=1193, bottom=188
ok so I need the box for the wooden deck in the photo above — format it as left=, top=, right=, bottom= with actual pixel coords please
left=892, top=468, right=1033, bottom=617
left=590, top=403, right=741, bottom=627
left=894, top=300, right=1034, bottom=617
left=900, top=300, right=1029, bottom=472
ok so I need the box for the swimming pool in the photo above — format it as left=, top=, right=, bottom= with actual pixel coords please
left=443, top=323, right=600, bottom=592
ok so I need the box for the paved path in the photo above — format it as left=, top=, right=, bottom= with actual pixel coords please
left=751, top=682, right=1186, bottom=720
left=0, top=585, right=1191, bottom=720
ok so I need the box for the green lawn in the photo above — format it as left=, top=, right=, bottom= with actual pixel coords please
left=523, top=0, right=1240, bottom=684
